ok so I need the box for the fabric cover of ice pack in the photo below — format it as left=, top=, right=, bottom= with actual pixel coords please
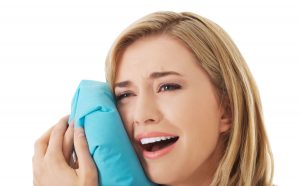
left=68, top=80, right=156, bottom=186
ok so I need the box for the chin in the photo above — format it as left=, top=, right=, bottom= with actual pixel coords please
left=142, top=161, right=183, bottom=185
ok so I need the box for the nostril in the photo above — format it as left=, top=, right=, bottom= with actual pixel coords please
left=144, top=118, right=156, bottom=123
left=134, top=117, right=161, bottom=126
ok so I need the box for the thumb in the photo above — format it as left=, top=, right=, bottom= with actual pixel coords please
left=73, top=126, right=97, bottom=173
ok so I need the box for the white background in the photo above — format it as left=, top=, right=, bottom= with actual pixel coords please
left=0, top=0, right=299, bottom=185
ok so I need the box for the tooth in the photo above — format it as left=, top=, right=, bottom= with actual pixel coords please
left=155, top=139, right=161, bottom=142
left=140, top=136, right=178, bottom=145
left=145, top=138, right=151, bottom=144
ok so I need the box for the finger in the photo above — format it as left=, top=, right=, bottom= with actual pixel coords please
left=33, top=125, right=54, bottom=186
left=34, top=125, right=54, bottom=160
left=47, top=115, right=69, bottom=155
left=63, top=121, right=74, bottom=163
left=73, top=126, right=96, bottom=173
left=70, top=151, right=79, bottom=169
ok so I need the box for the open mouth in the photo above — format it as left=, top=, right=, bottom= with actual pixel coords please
left=140, top=136, right=179, bottom=152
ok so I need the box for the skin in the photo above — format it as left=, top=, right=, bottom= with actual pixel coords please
left=32, top=34, right=231, bottom=186
left=114, top=35, right=231, bottom=185
left=32, top=116, right=98, bottom=186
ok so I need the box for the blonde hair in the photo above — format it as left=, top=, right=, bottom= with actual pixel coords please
left=105, top=11, right=274, bottom=186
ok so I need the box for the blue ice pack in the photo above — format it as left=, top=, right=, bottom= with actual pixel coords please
left=68, top=80, right=156, bottom=186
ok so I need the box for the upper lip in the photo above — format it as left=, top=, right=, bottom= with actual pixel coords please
left=135, top=131, right=179, bottom=142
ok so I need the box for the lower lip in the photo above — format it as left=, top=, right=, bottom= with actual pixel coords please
left=142, top=141, right=178, bottom=159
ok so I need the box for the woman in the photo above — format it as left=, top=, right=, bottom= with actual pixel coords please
left=32, top=11, right=274, bottom=185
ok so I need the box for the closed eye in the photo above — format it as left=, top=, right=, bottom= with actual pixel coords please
left=115, top=92, right=133, bottom=102
left=115, top=83, right=181, bottom=102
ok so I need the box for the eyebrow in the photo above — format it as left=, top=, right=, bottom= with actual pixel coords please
left=114, top=71, right=182, bottom=89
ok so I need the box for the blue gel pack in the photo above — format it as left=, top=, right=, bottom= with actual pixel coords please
left=68, top=80, right=156, bottom=186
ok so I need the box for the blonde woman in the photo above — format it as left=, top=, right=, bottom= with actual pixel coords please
left=33, top=11, right=274, bottom=186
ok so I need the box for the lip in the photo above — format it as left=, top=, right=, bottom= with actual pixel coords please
left=135, top=132, right=179, bottom=159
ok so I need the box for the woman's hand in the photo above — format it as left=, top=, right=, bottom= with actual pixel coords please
left=32, top=116, right=98, bottom=186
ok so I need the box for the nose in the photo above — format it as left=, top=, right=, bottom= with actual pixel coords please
left=133, top=92, right=161, bottom=126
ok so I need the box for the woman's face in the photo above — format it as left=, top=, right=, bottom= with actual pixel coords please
left=114, top=35, right=230, bottom=185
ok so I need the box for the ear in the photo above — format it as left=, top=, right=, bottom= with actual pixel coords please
left=219, top=97, right=232, bottom=133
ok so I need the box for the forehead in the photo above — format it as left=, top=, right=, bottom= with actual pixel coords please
left=115, top=35, right=200, bottom=83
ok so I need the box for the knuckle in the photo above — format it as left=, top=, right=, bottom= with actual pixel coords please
left=51, top=126, right=59, bottom=135
left=32, top=155, right=36, bottom=164
left=44, top=151, right=57, bottom=162
left=53, top=118, right=68, bottom=134
left=59, top=115, right=69, bottom=124
left=34, top=138, right=42, bottom=150
left=52, top=125, right=64, bottom=136
left=84, top=164, right=97, bottom=177
left=84, top=169, right=93, bottom=177
left=44, top=152, right=64, bottom=168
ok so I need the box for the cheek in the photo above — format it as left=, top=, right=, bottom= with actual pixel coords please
left=117, top=105, right=133, bottom=136
left=181, top=94, right=220, bottom=137
left=164, top=92, right=220, bottom=152
left=162, top=91, right=219, bottom=130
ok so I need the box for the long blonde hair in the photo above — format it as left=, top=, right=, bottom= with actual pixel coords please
left=105, top=11, right=273, bottom=186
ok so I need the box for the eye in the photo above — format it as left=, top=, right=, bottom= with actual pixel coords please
left=158, top=83, right=181, bottom=92
left=115, top=92, right=133, bottom=102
